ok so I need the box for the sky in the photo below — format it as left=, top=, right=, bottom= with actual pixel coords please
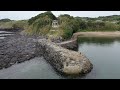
left=0, top=11, right=120, bottom=20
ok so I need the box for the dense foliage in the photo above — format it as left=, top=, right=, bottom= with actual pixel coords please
left=58, top=14, right=80, bottom=39
left=26, top=11, right=57, bottom=35
left=28, top=11, right=57, bottom=25
left=26, top=12, right=120, bottom=39
left=98, top=15, right=120, bottom=21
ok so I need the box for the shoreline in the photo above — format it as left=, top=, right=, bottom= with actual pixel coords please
left=72, top=31, right=120, bottom=39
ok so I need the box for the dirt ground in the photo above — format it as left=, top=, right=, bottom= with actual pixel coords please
left=72, top=31, right=120, bottom=39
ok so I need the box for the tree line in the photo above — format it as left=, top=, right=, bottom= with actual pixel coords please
left=1, top=11, right=120, bottom=39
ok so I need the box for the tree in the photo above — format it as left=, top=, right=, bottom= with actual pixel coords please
left=28, top=11, right=57, bottom=25
left=79, top=21, right=87, bottom=29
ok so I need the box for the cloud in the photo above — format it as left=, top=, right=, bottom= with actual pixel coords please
left=0, top=11, right=120, bottom=20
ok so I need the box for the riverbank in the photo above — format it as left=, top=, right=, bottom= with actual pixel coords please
left=72, top=31, right=120, bottom=39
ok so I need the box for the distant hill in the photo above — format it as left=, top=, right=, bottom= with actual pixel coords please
left=28, top=11, right=57, bottom=25
left=98, top=15, right=120, bottom=21
left=77, top=15, right=120, bottom=21
left=0, top=18, right=12, bottom=22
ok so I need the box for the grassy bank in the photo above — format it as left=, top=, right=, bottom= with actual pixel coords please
left=0, top=19, right=28, bottom=30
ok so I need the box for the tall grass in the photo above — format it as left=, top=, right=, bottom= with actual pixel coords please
left=0, top=20, right=28, bottom=30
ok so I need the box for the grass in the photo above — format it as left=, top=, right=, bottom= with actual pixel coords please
left=47, top=28, right=64, bottom=39
left=0, top=20, right=28, bottom=30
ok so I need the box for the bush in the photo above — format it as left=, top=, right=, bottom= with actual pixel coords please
left=28, top=11, right=57, bottom=25
left=25, top=11, right=57, bottom=35
left=58, top=14, right=80, bottom=39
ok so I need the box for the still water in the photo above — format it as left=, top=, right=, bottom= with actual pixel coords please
left=78, top=37, right=120, bottom=79
left=0, top=57, right=64, bottom=79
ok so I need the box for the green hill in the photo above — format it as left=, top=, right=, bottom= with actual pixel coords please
left=24, top=11, right=80, bottom=40
left=24, top=12, right=120, bottom=40
left=25, top=11, right=58, bottom=35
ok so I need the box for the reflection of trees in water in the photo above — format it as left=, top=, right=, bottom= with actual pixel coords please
left=77, top=37, right=120, bottom=46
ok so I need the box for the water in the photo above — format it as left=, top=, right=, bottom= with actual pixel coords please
left=0, top=57, right=64, bottom=79
left=78, top=37, right=120, bottom=79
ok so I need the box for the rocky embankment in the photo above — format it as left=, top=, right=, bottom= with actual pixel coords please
left=0, top=32, right=93, bottom=76
left=36, top=39, right=93, bottom=76
left=0, top=34, right=44, bottom=69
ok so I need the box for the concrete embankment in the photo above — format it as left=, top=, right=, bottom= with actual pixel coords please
left=36, top=39, right=93, bottom=76
left=57, top=39, right=78, bottom=50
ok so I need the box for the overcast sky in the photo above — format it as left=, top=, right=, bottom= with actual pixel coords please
left=0, top=11, right=120, bottom=20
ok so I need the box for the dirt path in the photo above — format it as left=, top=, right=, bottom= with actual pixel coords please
left=72, top=31, right=120, bottom=39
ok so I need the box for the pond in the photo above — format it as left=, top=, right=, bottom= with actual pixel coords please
left=77, top=37, right=120, bottom=79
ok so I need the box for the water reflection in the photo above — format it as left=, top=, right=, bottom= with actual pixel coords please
left=78, top=36, right=120, bottom=79
left=78, top=37, right=120, bottom=45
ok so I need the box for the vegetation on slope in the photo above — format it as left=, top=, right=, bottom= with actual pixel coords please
left=25, top=12, right=120, bottom=40
left=25, top=12, right=81, bottom=40
left=25, top=11, right=57, bottom=35
left=0, top=19, right=28, bottom=30
left=58, top=14, right=80, bottom=39
left=1, top=11, right=120, bottom=40
left=77, top=20, right=120, bottom=32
